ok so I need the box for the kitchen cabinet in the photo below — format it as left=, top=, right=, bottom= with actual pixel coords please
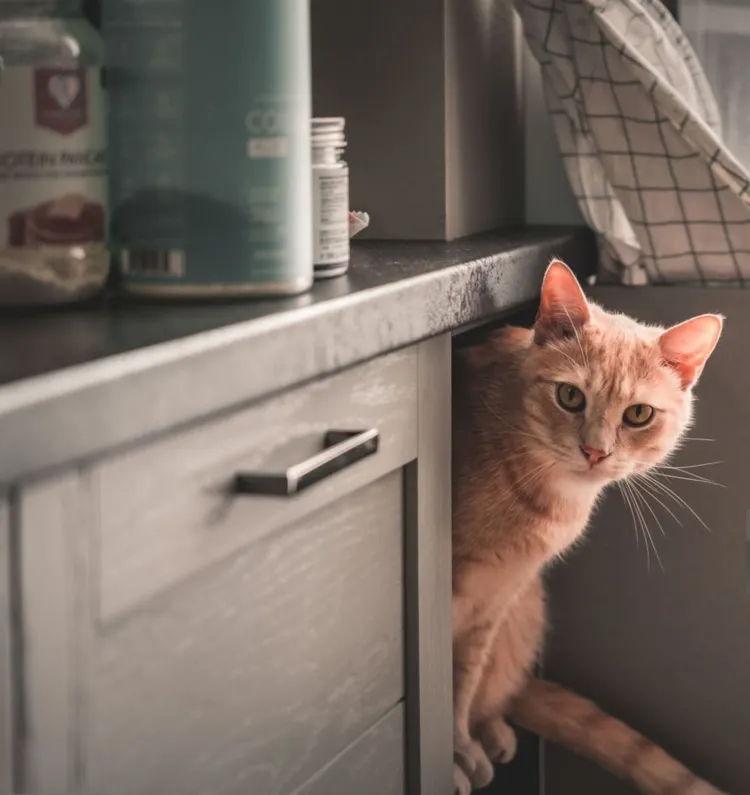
left=3, top=336, right=454, bottom=795
left=0, top=229, right=597, bottom=795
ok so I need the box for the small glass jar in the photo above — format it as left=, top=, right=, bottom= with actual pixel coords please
left=312, top=117, right=350, bottom=279
left=0, top=0, right=109, bottom=306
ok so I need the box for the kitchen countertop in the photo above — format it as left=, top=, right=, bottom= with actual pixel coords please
left=0, top=226, right=596, bottom=484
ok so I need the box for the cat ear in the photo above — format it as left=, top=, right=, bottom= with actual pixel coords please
left=534, top=259, right=590, bottom=346
left=658, top=314, right=723, bottom=389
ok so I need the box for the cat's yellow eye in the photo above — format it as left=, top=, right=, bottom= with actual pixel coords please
left=623, top=404, right=654, bottom=427
left=556, top=383, right=586, bottom=413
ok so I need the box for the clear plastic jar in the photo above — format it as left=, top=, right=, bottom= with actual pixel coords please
left=0, top=0, right=108, bottom=306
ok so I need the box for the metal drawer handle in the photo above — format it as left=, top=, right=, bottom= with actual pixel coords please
left=232, top=429, right=379, bottom=497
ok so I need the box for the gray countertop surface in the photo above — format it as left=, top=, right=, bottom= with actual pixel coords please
left=0, top=226, right=595, bottom=484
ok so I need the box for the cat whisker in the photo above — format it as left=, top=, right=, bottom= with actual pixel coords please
left=562, top=306, right=589, bottom=369
left=489, top=432, right=541, bottom=448
left=630, top=475, right=683, bottom=527
left=502, top=460, right=556, bottom=515
left=494, top=460, right=549, bottom=502
left=480, top=395, right=541, bottom=443
left=492, top=443, right=553, bottom=470
left=654, top=462, right=724, bottom=485
left=495, top=453, right=536, bottom=466
left=628, top=480, right=665, bottom=571
left=548, top=340, right=583, bottom=369
left=638, top=472, right=713, bottom=534
left=617, top=482, right=641, bottom=549
left=642, top=466, right=724, bottom=489
left=629, top=486, right=667, bottom=563
left=659, top=461, right=722, bottom=470
left=507, top=459, right=556, bottom=494
left=621, top=481, right=645, bottom=558
left=635, top=462, right=725, bottom=488
left=655, top=473, right=726, bottom=488
left=683, top=437, right=715, bottom=443
left=652, top=467, right=720, bottom=485
left=627, top=484, right=651, bottom=568
left=622, top=480, right=652, bottom=570
left=630, top=481, right=667, bottom=538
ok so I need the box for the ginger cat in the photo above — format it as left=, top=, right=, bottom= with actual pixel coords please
left=452, top=260, right=725, bottom=795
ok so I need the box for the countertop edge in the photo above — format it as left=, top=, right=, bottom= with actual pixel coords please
left=0, top=229, right=594, bottom=484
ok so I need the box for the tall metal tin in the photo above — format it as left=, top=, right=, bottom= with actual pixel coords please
left=103, top=0, right=313, bottom=297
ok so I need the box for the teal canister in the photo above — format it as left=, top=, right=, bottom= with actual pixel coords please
left=103, top=0, right=313, bottom=297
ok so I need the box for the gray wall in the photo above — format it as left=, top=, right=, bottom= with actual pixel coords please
left=311, top=0, right=524, bottom=240
left=681, top=0, right=750, bottom=171
left=445, top=0, right=524, bottom=239
left=311, top=0, right=446, bottom=240
left=311, top=0, right=605, bottom=235
left=544, top=287, right=750, bottom=795
left=522, top=46, right=583, bottom=227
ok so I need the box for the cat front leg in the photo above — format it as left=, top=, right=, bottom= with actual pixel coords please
left=452, top=561, right=507, bottom=786
left=453, top=553, right=546, bottom=789
left=472, top=576, right=547, bottom=768
left=453, top=620, right=496, bottom=787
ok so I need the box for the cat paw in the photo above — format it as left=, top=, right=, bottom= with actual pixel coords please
left=453, top=762, right=472, bottom=795
left=479, top=717, right=518, bottom=764
left=455, top=738, right=494, bottom=789
left=470, top=755, right=495, bottom=789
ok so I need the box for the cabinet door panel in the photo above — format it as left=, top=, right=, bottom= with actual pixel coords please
left=296, top=705, right=405, bottom=795
left=87, top=473, right=405, bottom=795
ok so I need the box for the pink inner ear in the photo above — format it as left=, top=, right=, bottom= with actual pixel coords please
left=536, top=260, right=590, bottom=341
left=658, top=314, right=723, bottom=388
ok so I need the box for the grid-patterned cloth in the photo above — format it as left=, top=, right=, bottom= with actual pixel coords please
left=516, top=0, right=750, bottom=285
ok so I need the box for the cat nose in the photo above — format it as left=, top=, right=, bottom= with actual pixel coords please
left=580, top=445, right=610, bottom=465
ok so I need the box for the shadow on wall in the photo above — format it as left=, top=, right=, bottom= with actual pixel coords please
left=522, top=41, right=583, bottom=227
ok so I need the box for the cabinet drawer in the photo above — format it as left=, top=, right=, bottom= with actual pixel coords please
left=93, top=348, right=417, bottom=621
left=86, top=472, right=405, bottom=795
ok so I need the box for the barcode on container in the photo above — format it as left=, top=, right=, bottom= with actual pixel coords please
left=122, top=249, right=185, bottom=277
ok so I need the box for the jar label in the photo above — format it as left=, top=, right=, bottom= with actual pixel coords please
left=0, top=66, right=108, bottom=251
left=313, top=170, right=350, bottom=266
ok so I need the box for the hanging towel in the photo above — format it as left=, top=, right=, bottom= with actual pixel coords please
left=516, top=0, right=750, bottom=285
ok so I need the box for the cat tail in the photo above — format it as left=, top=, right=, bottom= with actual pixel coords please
left=507, top=677, right=725, bottom=795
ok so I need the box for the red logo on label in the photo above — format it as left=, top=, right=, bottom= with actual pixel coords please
left=34, top=69, right=88, bottom=135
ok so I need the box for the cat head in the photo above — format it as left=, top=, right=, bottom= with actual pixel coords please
left=523, top=259, right=723, bottom=484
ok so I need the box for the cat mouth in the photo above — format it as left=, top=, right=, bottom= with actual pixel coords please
left=577, top=461, right=623, bottom=481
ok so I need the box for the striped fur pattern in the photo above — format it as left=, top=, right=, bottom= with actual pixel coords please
left=451, top=260, right=724, bottom=795
left=509, top=679, right=724, bottom=795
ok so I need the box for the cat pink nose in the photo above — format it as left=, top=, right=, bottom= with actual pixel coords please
left=580, top=445, right=609, bottom=465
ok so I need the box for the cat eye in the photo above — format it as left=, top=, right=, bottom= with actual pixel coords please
left=556, top=383, right=586, bottom=412
left=623, top=404, right=654, bottom=427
